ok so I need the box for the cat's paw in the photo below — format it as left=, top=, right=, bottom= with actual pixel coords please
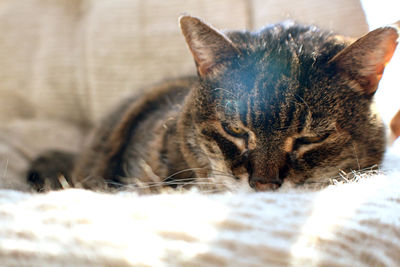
left=26, top=150, right=76, bottom=192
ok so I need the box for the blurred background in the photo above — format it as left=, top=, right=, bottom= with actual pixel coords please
left=0, top=0, right=398, bottom=190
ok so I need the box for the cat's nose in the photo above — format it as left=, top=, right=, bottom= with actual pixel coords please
left=249, top=175, right=282, bottom=191
left=247, top=151, right=286, bottom=191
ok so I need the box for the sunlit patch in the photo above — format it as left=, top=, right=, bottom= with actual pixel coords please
left=0, top=189, right=231, bottom=265
left=289, top=171, right=390, bottom=266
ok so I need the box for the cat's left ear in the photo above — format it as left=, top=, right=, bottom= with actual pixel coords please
left=180, top=15, right=240, bottom=77
left=330, top=23, right=399, bottom=95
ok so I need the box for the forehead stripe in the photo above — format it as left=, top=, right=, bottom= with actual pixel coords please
left=283, top=100, right=296, bottom=129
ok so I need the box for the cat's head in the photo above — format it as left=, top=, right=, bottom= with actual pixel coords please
left=179, top=16, right=399, bottom=191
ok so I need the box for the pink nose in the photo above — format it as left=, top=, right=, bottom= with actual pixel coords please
left=254, top=181, right=280, bottom=191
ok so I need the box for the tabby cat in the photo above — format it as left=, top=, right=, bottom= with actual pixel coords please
left=27, top=16, right=399, bottom=193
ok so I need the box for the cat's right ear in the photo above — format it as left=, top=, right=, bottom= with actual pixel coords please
left=330, top=23, right=399, bottom=95
left=180, top=16, right=240, bottom=77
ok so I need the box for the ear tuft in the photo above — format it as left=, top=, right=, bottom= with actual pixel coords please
left=330, top=25, right=399, bottom=95
left=179, top=15, right=240, bottom=77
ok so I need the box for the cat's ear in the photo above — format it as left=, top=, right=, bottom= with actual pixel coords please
left=180, top=15, right=240, bottom=77
left=330, top=24, right=399, bottom=95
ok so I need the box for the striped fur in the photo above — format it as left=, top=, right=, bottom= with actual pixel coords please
left=27, top=17, right=399, bottom=192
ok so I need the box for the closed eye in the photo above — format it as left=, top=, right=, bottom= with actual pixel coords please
left=292, top=133, right=330, bottom=151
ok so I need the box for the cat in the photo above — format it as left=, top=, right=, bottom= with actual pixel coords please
left=27, top=16, right=399, bottom=193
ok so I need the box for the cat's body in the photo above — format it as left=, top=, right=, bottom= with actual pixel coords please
left=73, top=77, right=197, bottom=191
left=27, top=17, right=399, bottom=193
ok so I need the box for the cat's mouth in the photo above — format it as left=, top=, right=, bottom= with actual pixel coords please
left=249, top=174, right=284, bottom=191
left=252, top=181, right=281, bottom=191
left=247, top=162, right=289, bottom=191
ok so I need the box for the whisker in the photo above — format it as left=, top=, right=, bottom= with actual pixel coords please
left=213, top=87, right=237, bottom=99
left=200, top=186, right=234, bottom=194
left=80, top=175, right=96, bottom=184
left=105, top=180, right=136, bottom=189
left=161, top=167, right=237, bottom=181
left=106, top=172, right=237, bottom=193
left=99, top=164, right=243, bottom=194
left=141, top=179, right=230, bottom=188
left=302, top=165, right=382, bottom=186
left=161, top=167, right=207, bottom=181
left=294, top=94, right=310, bottom=110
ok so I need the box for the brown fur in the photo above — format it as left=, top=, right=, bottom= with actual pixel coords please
left=27, top=17, right=399, bottom=193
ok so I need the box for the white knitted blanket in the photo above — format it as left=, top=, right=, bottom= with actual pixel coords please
left=0, top=141, right=399, bottom=267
